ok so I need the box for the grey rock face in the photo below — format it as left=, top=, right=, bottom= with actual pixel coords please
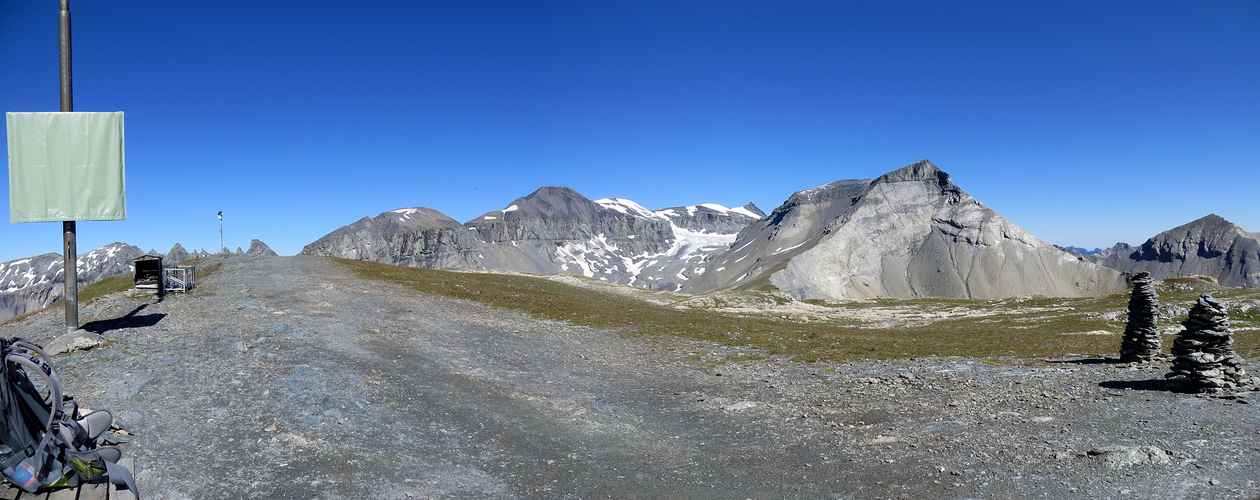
left=677, top=178, right=873, bottom=295
left=247, top=239, right=278, bottom=256
left=1165, top=293, right=1255, bottom=392
left=688, top=160, right=1125, bottom=299
left=466, top=188, right=675, bottom=249
left=1098, top=214, right=1260, bottom=288
left=166, top=244, right=192, bottom=264
left=1119, top=272, right=1161, bottom=362
left=300, top=208, right=494, bottom=269
left=0, top=243, right=146, bottom=321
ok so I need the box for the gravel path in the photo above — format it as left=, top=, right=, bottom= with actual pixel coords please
left=1, top=255, right=1256, bottom=499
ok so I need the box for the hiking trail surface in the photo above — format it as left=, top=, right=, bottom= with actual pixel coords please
left=1, top=255, right=1256, bottom=499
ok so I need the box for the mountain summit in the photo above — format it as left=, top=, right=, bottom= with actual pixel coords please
left=1098, top=214, right=1259, bottom=288
left=681, top=160, right=1125, bottom=299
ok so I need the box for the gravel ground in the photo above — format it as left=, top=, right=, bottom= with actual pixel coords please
left=1, top=255, right=1256, bottom=499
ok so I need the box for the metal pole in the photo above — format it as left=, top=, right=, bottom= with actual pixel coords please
left=60, top=0, right=78, bottom=334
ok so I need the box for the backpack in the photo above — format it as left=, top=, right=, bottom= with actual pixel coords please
left=0, top=337, right=139, bottom=497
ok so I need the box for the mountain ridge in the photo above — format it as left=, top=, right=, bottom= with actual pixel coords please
left=301, top=160, right=1127, bottom=299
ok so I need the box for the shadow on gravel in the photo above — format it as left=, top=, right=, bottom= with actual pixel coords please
left=1099, top=379, right=1167, bottom=391
left=81, top=304, right=166, bottom=334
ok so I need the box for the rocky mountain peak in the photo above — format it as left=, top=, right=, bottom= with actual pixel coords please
left=248, top=239, right=279, bottom=256
left=1140, top=214, right=1247, bottom=258
left=685, top=160, right=1124, bottom=300
left=871, top=159, right=951, bottom=186
left=166, top=243, right=192, bottom=264
left=1172, top=214, right=1241, bottom=236
left=739, top=203, right=767, bottom=218
left=1098, top=214, right=1258, bottom=288
left=484, top=186, right=602, bottom=221
left=381, top=207, right=465, bottom=230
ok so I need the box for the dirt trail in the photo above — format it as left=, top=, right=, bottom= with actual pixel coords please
left=1, top=255, right=1256, bottom=499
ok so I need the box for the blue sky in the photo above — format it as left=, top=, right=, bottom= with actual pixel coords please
left=3, top=1, right=1258, bottom=262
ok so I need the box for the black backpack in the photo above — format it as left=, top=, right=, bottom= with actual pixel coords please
left=0, top=338, right=138, bottom=496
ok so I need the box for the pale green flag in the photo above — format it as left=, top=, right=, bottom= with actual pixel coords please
left=7, top=112, right=126, bottom=222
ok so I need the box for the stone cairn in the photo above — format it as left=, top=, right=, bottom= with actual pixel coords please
left=1119, top=272, right=1161, bottom=362
left=1165, top=293, right=1254, bottom=393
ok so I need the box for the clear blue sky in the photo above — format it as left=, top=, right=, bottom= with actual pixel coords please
left=3, top=1, right=1258, bottom=262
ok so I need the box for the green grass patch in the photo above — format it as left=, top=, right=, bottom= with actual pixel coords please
left=334, top=259, right=1260, bottom=362
left=77, top=274, right=135, bottom=303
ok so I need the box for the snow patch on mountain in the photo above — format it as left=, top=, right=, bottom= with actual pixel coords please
left=594, top=198, right=662, bottom=220
left=554, top=234, right=622, bottom=278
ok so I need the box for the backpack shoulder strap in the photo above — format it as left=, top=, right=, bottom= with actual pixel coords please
left=105, top=459, right=139, bottom=497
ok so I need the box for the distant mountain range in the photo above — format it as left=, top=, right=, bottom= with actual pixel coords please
left=0, top=240, right=277, bottom=321
left=302, top=160, right=1133, bottom=299
left=5, top=160, right=1255, bottom=322
left=1057, top=246, right=1104, bottom=256
left=300, top=187, right=766, bottom=290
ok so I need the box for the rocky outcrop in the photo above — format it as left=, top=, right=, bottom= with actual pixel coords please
left=247, top=239, right=279, bottom=256
left=686, top=160, right=1125, bottom=299
left=1098, top=214, right=1260, bottom=288
left=1119, top=272, right=1162, bottom=362
left=166, top=244, right=192, bottom=264
left=1165, top=293, right=1255, bottom=392
left=300, top=208, right=493, bottom=269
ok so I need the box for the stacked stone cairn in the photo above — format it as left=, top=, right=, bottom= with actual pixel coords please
left=1119, top=272, right=1162, bottom=362
left=1164, top=293, right=1254, bottom=393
